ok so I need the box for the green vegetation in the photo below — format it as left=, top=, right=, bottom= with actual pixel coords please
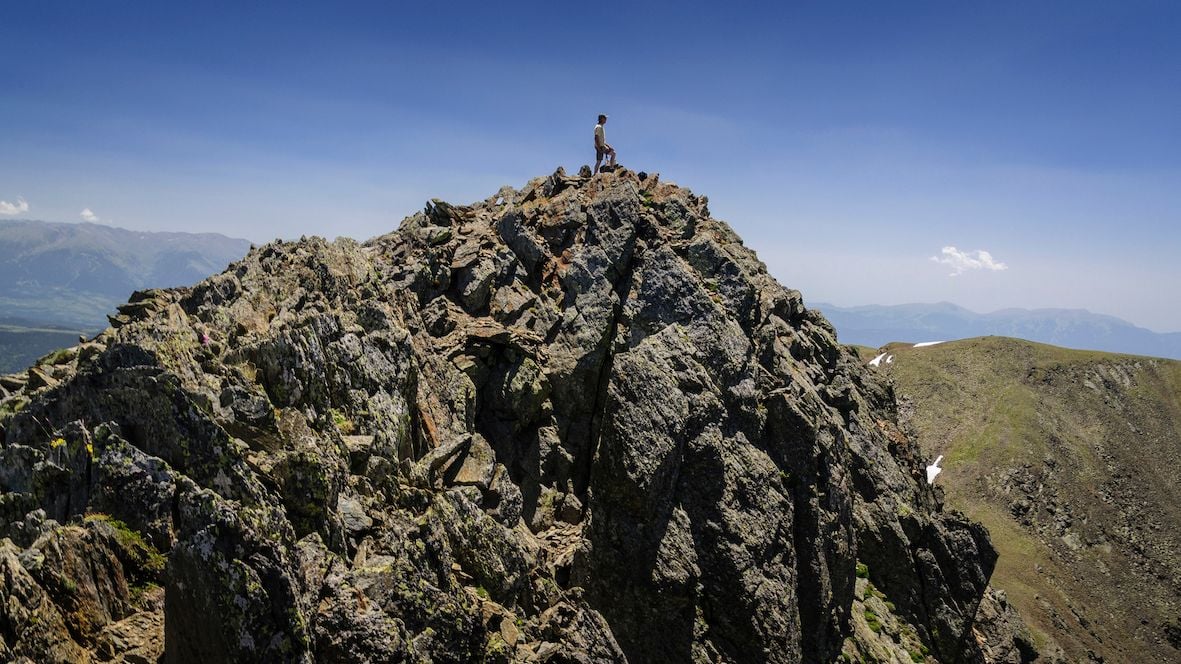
left=886, top=336, right=1181, bottom=662
left=0, top=395, right=29, bottom=423
left=37, top=346, right=77, bottom=366
left=85, top=513, right=166, bottom=574
left=330, top=408, right=355, bottom=434
left=865, top=582, right=885, bottom=600
left=863, top=608, right=882, bottom=634
left=855, top=562, right=869, bottom=578
left=485, top=632, right=510, bottom=657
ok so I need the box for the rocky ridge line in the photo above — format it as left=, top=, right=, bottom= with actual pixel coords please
left=1, top=167, right=1032, bottom=662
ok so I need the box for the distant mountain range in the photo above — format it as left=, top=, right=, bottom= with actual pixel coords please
left=815, top=301, right=1181, bottom=360
left=0, top=219, right=251, bottom=328
left=0, top=219, right=251, bottom=372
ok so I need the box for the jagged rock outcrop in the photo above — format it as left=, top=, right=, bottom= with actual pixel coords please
left=0, top=168, right=1031, bottom=662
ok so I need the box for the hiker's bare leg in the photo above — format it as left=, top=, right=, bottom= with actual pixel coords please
left=609, top=149, right=617, bottom=166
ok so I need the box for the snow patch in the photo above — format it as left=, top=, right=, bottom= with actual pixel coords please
left=913, top=341, right=945, bottom=348
left=926, top=455, right=944, bottom=484
left=869, top=353, right=887, bottom=367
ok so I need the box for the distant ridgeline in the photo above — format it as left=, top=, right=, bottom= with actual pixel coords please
left=880, top=336, right=1181, bottom=661
left=0, top=219, right=250, bottom=371
left=817, top=301, right=1181, bottom=361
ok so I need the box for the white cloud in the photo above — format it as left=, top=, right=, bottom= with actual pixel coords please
left=0, top=197, right=29, bottom=216
left=80, top=208, right=99, bottom=222
left=930, top=246, right=1008, bottom=276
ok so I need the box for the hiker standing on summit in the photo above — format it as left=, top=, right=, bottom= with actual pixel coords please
left=594, top=114, right=616, bottom=174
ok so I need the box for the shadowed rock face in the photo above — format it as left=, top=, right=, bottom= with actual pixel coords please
left=0, top=168, right=1032, bottom=662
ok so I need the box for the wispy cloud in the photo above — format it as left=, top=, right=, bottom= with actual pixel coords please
left=80, top=208, right=99, bottom=222
left=0, top=197, right=29, bottom=216
left=930, top=246, right=1008, bottom=276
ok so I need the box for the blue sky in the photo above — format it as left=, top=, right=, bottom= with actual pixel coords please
left=2, top=1, right=1180, bottom=330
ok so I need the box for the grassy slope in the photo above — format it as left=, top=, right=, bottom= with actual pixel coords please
left=881, top=337, right=1181, bottom=662
left=847, top=344, right=881, bottom=362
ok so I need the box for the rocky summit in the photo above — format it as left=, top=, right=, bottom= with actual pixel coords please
left=0, top=168, right=1034, bottom=663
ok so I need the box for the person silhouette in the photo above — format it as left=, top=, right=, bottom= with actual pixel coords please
left=594, top=114, right=616, bottom=174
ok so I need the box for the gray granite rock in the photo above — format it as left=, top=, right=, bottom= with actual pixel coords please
left=0, top=168, right=1032, bottom=662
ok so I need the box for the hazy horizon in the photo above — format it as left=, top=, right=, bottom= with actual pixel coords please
left=3, top=2, right=1179, bottom=331
left=5, top=189, right=1180, bottom=334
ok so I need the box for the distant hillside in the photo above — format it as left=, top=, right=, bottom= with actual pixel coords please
left=0, top=320, right=94, bottom=374
left=0, top=219, right=251, bottom=328
left=817, top=302, right=1181, bottom=360
left=877, top=337, right=1181, bottom=662
left=0, top=220, right=250, bottom=373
